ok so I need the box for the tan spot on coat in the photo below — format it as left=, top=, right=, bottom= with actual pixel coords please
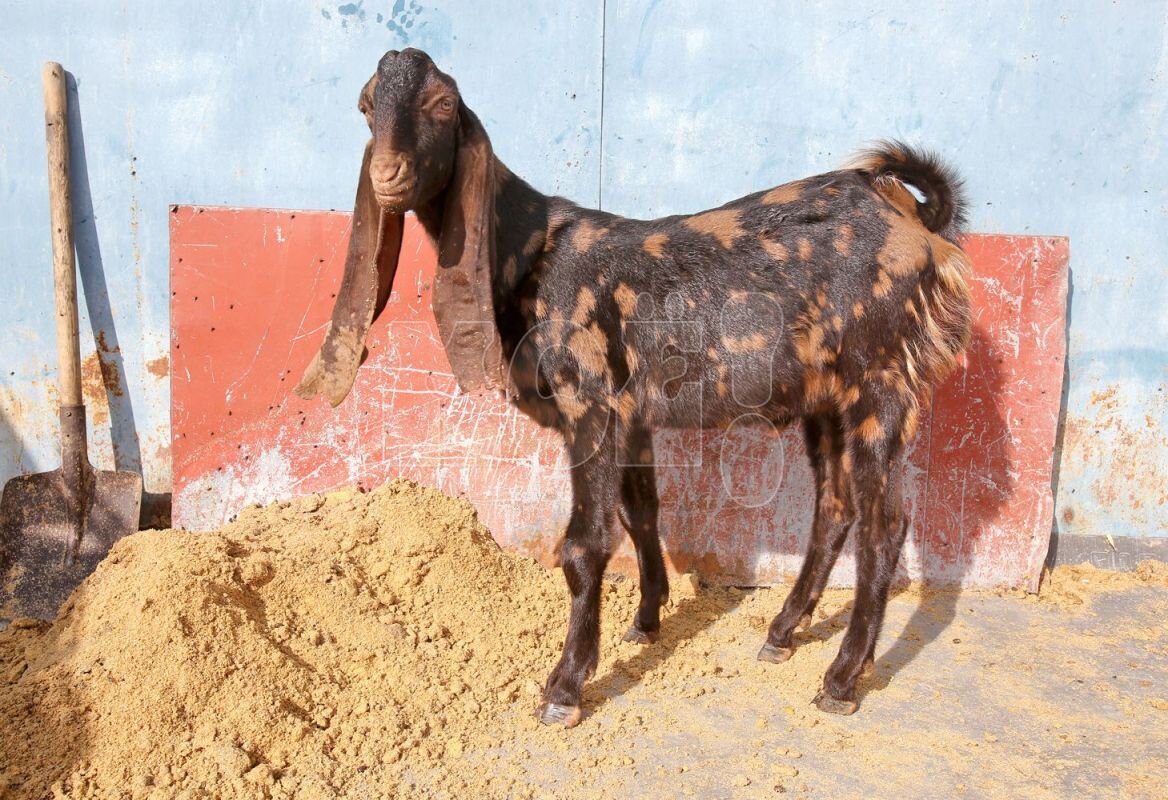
left=840, top=450, right=853, bottom=474
left=616, top=392, right=637, bottom=424
left=794, top=323, right=832, bottom=366
left=684, top=209, right=745, bottom=249
left=901, top=406, right=920, bottom=444
left=625, top=345, right=640, bottom=373
left=721, top=333, right=768, bottom=353
left=857, top=415, right=884, bottom=445
left=804, top=370, right=842, bottom=405
left=571, top=287, right=597, bottom=325
left=613, top=283, right=638, bottom=318
left=547, top=307, right=567, bottom=343
left=569, top=324, right=608, bottom=376
left=558, top=391, right=589, bottom=424
left=572, top=220, right=609, bottom=253
left=840, top=385, right=861, bottom=409
left=639, top=448, right=653, bottom=464
left=873, top=269, right=893, bottom=298
left=706, top=347, right=719, bottom=361
left=874, top=174, right=920, bottom=219
left=798, top=238, right=813, bottom=260
left=877, top=211, right=928, bottom=277
left=643, top=232, right=669, bottom=258
left=535, top=299, right=548, bottom=318
left=762, top=181, right=804, bottom=205
left=728, top=289, right=749, bottom=303
left=522, top=228, right=545, bottom=257
left=852, top=302, right=865, bottom=319
left=716, top=380, right=729, bottom=398
left=761, top=238, right=788, bottom=261
left=833, top=224, right=853, bottom=257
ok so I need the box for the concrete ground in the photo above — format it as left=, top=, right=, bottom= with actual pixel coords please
left=428, top=575, right=1168, bottom=799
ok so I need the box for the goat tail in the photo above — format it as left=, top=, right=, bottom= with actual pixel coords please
left=908, top=238, right=974, bottom=394
left=848, top=140, right=969, bottom=240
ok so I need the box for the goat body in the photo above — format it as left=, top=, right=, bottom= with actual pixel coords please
left=298, top=48, right=973, bottom=727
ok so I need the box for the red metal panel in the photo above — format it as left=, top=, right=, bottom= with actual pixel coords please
left=170, top=206, right=1068, bottom=590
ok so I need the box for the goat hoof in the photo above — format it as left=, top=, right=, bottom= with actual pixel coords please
left=756, top=643, right=794, bottom=664
left=813, top=691, right=858, bottom=716
left=622, top=626, right=658, bottom=645
left=537, top=702, right=583, bottom=728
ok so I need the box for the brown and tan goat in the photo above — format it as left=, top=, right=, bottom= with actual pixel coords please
left=298, top=49, right=973, bottom=727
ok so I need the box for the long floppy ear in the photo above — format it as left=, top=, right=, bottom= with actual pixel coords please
left=432, top=103, right=506, bottom=394
left=295, top=138, right=404, bottom=406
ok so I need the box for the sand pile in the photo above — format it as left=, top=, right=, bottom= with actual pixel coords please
left=1, top=478, right=1165, bottom=799
left=0, top=480, right=613, bottom=799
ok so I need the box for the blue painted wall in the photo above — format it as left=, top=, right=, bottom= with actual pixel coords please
left=1, top=2, right=1164, bottom=540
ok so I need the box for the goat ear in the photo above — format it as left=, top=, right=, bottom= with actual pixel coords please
left=357, top=73, right=377, bottom=132
left=432, top=103, right=507, bottom=394
left=296, top=139, right=403, bottom=407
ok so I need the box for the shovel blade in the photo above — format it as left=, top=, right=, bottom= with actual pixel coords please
left=1, top=467, right=142, bottom=623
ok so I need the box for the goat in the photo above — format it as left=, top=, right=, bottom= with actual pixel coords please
left=297, top=49, right=973, bottom=728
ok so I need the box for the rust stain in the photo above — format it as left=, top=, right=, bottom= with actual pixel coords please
left=94, top=330, right=119, bottom=356
left=80, top=353, right=112, bottom=426
left=146, top=356, right=170, bottom=379
left=1088, top=385, right=1120, bottom=410
left=1062, top=392, right=1167, bottom=519
left=93, top=331, right=125, bottom=397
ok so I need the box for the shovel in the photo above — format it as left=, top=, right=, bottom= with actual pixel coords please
left=0, top=63, right=142, bottom=623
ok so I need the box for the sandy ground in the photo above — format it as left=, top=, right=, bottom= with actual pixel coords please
left=1, top=480, right=1165, bottom=799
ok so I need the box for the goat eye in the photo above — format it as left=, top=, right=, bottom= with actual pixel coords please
left=438, top=97, right=455, bottom=114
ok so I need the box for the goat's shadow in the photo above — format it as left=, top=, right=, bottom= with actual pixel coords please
left=859, top=325, right=1012, bottom=701
left=583, top=577, right=746, bottom=719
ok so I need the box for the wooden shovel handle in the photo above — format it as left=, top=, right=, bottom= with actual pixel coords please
left=43, top=62, right=81, bottom=407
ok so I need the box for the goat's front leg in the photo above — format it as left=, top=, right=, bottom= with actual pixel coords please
left=538, top=416, right=622, bottom=727
left=619, top=424, right=668, bottom=644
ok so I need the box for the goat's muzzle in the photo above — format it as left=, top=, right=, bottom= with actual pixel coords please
left=369, top=151, right=416, bottom=211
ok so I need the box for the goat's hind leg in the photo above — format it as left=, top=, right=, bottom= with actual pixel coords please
left=619, top=424, right=668, bottom=644
left=759, top=415, right=855, bottom=664
left=815, top=410, right=908, bottom=715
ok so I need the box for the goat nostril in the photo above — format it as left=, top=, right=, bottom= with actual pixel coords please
left=370, top=154, right=410, bottom=187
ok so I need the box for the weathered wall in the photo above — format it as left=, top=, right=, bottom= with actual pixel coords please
left=169, top=211, right=1068, bottom=590
left=1, top=2, right=1165, bottom=542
